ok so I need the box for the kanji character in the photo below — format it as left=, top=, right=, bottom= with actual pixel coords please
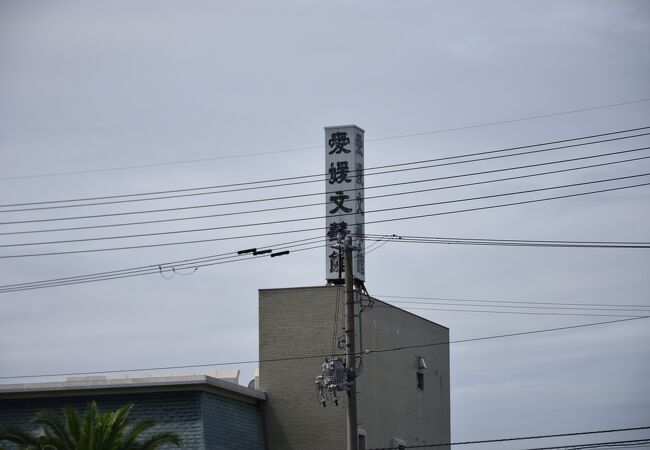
left=355, top=133, right=364, bottom=156
left=355, top=162, right=364, bottom=186
left=327, top=221, right=349, bottom=241
left=328, top=161, right=351, bottom=184
left=329, top=250, right=344, bottom=273
left=328, top=132, right=351, bottom=154
left=329, top=191, right=352, bottom=214
left=355, top=191, right=364, bottom=215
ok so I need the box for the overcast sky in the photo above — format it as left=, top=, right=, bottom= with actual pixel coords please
left=1, top=1, right=649, bottom=447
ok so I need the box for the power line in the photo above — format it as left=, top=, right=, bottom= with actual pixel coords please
left=0, top=234, right=324, bottom=289
left=0, top=315, right=646, bottom=380
left=0, top=242, right=324, bottom=294
left=377, top=305, right=643, bottom=318
left=371, top=438, right=650, bottom=450
left=365, top=316, right=649, bottom=356
left=373, top=294, right=650, bottom=309
left=3, top=99, right=649, bottom=183
left=521, top=438, right=650, bottom=450
left=365, top=426, right=650, bottom=450
left=363, top=235, right=650, bottom=249
left=0, top=236, right=327, bottom=293
left=3, top=148, right=647, bottom=231
left=2, top=128, right=648, bottom=212
left=2, top=179, right=648, bottom=259
left=364, top=180, right=650, bottom=229
left=365, top=235, right=650, bottom=247
left=377, top=300, right=650, bottom=313
left=2, top=174, right=648, bottom=249
left=5, top=231, right=649, bottom=294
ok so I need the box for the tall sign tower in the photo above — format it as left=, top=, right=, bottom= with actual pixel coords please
left=325, top=125, right=365, bottom=284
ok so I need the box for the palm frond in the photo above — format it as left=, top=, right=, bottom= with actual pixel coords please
left=118, top=420, right=155, bottom=450
left=33, top=410, right=74, bottom=450
left=78, top=401, right=98, bottom=450
left=132, top=432, right=181, bottom=450
left=101, top=404, right=132, bottom=450
left=62, top=406, right=80, bottom=447
left=0, top=426, right=39, bottom=445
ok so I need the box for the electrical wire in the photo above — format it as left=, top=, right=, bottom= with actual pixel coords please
left=363, top=235, right=650, bottom=249
left=0, top=234, right=327, bottom=291
left=3, top=147, right=647, bottom=227
left=521, top=439, right=650, bottom=450
left=373, top=295, right=650, bottom=310
left=362, top=236, right=393, bottom=256
left=4, top=232, right=649, bottom=292
left=364, top=427, right=650, bottom=450
left=3, top=98, right=648, bottom=182
left=2, top=179, right=648, bottom=259
left=373, top=305, right=644, bottom=318
left=0, top=147, right=650, bottom=230
left=365, top=235, right=650, bottom=247
left=0, top=237, right=327, bottom=293
left=2, top=173, right=648, bottom=249
left=331, top=285, right=343, bottom=356
left=0, top=244, right=327, bottom=294
left=0, top=315, right=647, bottom=380
left=365, top=316, right=649, bottom=357
left=375, top=300, right=650, bottom=313
left=2, top=128, right=648, bottom=212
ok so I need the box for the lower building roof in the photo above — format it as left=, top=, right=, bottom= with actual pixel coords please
left=0, top=373, right=266, bottom=404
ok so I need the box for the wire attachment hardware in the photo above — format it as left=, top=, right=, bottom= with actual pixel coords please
left=315, top=358, right=354, bottom=407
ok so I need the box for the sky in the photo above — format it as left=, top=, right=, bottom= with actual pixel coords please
left=1, top=0, right=649, bottom=448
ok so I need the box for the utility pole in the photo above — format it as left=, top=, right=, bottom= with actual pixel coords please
left=344, top=238, right=358, bottom=450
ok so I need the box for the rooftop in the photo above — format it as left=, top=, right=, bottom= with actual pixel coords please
left=0, top=371, right=266, bottom=403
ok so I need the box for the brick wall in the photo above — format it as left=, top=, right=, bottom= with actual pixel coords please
left=259, top=286, right=346, bottom=450
left=259, top=285, right=450, bottom=450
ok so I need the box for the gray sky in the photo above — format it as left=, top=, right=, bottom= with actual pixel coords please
left=1, top=0, right=649, bottom=446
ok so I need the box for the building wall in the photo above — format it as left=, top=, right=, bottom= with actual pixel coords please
left=0, top=391, right=204, bottom=450
left=259, top=286, right=347, bottom=450
left=259, top=286, right=450, bottom=450
left=0, top=389, right=266, bottom=450
left=201, top=392, right=266, bottom=450
left=357, top=298, right=450, bottom=449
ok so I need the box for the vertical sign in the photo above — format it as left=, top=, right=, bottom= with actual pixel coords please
left=325, top=125, right=365, bottom=282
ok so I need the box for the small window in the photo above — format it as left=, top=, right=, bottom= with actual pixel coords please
left=358, top=429, right=368, bottom=450
left=358, top=434, right=367, bottom=450
left=417, top=371, right=424, bottom=390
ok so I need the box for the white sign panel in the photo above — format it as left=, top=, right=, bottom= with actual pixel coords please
left=325, top=125, right=365, bottom=282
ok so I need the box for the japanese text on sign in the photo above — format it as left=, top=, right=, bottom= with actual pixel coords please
left=325, top=125, right=365, bottom=282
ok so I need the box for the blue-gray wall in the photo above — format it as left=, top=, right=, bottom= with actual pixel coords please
left=201, top=393, right=265, bottom=449
left=0, top=390, right=265, bottom=450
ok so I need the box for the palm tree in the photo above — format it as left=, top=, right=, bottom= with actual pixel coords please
left=0, top=401, right=180, bottom=450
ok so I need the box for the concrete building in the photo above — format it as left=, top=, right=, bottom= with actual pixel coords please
left=259, top=285, right=450, bottom=450
left=0, top=372, right=266, bottom=450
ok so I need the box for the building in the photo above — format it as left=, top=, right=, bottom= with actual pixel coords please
left=259, top=285, right=450, bottom=450
left=1, top=287, right=450, bottom=450
left=0, top=371, right=266, bottom=450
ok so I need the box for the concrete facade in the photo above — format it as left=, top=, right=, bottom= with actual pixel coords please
left=0, top=374, right=266, bottom=450
left=259, top=286, right=450, bottom=450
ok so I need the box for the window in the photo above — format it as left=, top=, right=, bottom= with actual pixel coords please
left=417, top=371, right=424, bottom=390
left=358, top=434, right=366, bottom=450
left=358, top=428, right=368, bottom=450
